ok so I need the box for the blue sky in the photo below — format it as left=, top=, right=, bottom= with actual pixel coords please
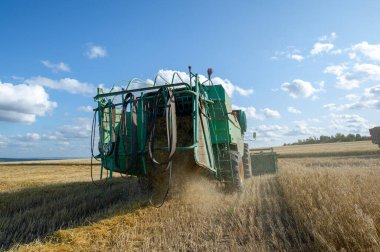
left=1, top=0, right=380, bottom=157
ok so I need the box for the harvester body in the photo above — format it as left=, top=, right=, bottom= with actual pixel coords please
left=250, top=148, right=278, bottom=176
left=93, top=70, right=249, bottom=190
left=369, top=127, right=380, bottom=147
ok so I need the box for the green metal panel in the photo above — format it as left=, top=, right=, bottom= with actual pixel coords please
left=369, top=127, right=380, bottom=147
left=250, top=149, right=278, bottom=176
left=203, top=84, right=244, bottom=156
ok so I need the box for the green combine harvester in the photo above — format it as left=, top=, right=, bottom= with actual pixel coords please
left=369, top=127, right=380, bottom=148
left=91, top=67, right=259, bottom=201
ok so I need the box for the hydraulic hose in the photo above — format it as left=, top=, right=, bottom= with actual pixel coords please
left=147, top=86, right=177, bottom=207
left=114, top=93, right=138, bottom=172
left=90, top=109, right=108, bottom=186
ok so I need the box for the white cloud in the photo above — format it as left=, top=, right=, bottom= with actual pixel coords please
left=59, top=124, right=92, bottom=139
left=41, top=60, right=70, bottom=73
left=289, top=120, right=324, bottom=136
left=152, top=69, right=190, bottom=85
left=0, top=118, right=95, bottom=155
left=281, top=79, right=321, bottom=98
left=0, top=121, right=92, bottom=150
left=232, top=104, right=261, bottom=119
left=271, top=50, right=286, bottom=60
left=25, top=76, right=95, bottom=95
left=345, top=94, right=359, bottom=101
left=0, top=110, right=37, bottom=124
left=310, top=42, right=334, bottom=55
left=353, top=63, right=380, bottom=79
left=235, top=86, right=254, bottom=96
left=323, top=103, right=338, bottom=111
left=152, top=69, right=254, bottom=97
left=287, top=106, right=301, bottom=114
left=331, top=49, right=342, bottom=55
left=333, top=76, right=359, bottom=89
left=17, top=133, right=41, bottom=141
left=318, top=32, right=337, bottom=42
left=351, top=41, right=380, bottom=61
left=262, top=108, right=280, bottom=118
left=324, top=64, right=360, bottom=89
left=365, top=84, right=380, bottom=96
left=233, top=105, right=280, bottom=120
left=324, top=65, right=345, bottom=76
left=0, top=134, right=8, bottom=147
left=254, top=124, right=290, bottom=140
left=322, top=84, right=380, bottom=112
left=325, top=63, right=380, bottom=89
left=244, top=107, right=261, bottom=119
left=27, top=133, right=41, bottom=141
left=348, top=85, right=380, bottom=110
left=328, top=113, right=372, bottom=134
left=322, top=103, right=347, bottom=111
left=252, top=121, right=324, bottom=143
left=273, top=48, right=304, bottom=62
left=86, top=44, right=107, bottom=59
left=78, top=105, right=94, bottom=113
left=253, top=121, right=324, bottom=143
left=42, top=133, right=59, bottom=141
left=39, top=118, right=93, bottom=141
left=310, top=32, right=338, bottom=55
left=308, top=118, right=320, bottom=123
left=0, top=81, right=57, bottom=123
left=289, top=54, right=304, bottom=61
left=210, top=77, right=235, bottom=97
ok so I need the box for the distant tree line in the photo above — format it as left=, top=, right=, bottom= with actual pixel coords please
left=283, top=133, right=371, bottom=146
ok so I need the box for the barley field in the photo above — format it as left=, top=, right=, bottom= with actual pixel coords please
left=1, top=144, right=380, bottom=251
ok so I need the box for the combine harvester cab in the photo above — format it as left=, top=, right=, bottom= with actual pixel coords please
left=92, top=68, right=252, bottom=192
left=250, top=148, right=278, bottom=176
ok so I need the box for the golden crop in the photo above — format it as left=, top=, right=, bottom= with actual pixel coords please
left=1, top=149, right=379, bottom=251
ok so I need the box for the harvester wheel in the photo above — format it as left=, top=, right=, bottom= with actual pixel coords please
left=138, top=176, right=152, bottom=193
left=223, top=150, right=244, bottom=192
left=243, top=143, right=252, bottom=179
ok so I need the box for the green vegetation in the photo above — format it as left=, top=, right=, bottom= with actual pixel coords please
left=284, top=133, right=371, bottom=146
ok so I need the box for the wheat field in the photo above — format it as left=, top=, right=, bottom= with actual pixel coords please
left=1, top=148, right=380, bottom=251
left=273, top=140, right=380, bottom=157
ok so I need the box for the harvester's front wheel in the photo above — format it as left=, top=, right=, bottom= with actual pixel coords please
left=243, top=143, right=252, bottom=179
left=223, top=151, right=244, bottom=192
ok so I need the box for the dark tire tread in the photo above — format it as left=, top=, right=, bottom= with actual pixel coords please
left=243, top=143, right=252, bottom=179
left=222, top=150, right=244, bottom=192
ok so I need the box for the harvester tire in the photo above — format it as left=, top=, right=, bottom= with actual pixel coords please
left=243, top=143, right=252, bottom=179
left=223, top=150, right=244, bottom=192
left=138, top=176, right=152, bottom=193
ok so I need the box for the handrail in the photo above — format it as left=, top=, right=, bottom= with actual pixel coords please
left=94, top=82, right=192, bottom=100
left=171, top=72, right=184, bottom=84
left=125, top=78, right=148, bottom=90
left=98, top=71, right=194, bottom=100
left=153, top=74, right=170, bottom=86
